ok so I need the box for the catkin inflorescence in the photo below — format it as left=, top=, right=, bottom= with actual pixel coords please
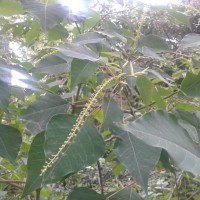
left=40, top=73, right=124, bottom=176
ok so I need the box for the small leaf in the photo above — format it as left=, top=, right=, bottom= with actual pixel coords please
left=0, top=81, right=11, bottom=113
left=25, top=21, right=41, bottom=45
left=102, top=97, right=123, bottom=130
left=55, top=44, right=99, bottom=62
left=42, top=114, right=105, bottom=183
left=178, top=33, right=200, bottom=50
left=68, top=188, right=105, bottom=200
left=21, top=94, right=69, bottom=134
left=108, top=188, right=144, bottom=200
left=22, top=132, right=45, bottom=197
left=115, top=110, right=200, bottom=176
left=0, top=0, right=23, bottom=16
left=48, top=25, right=69, bottom=42
left=71, top=59, right=98, bottom=89
left=136, top=75, right=154, bottom=106
left=180, top=72, right=200, bottom=97
left=112, top=127, right=161, bottom=191
left=0, top=125, right=22, bottom=164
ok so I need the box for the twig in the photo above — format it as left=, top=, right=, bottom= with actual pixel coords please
left=36, top=188, right=41, bottom=200
left=97, top=160, right=104, bottom=195
left=0, top=178, right=24, bottom=190
left=186, top=190, right=200, bottom=200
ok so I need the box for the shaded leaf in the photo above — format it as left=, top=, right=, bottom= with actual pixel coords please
left=68, top=188, right=104, bottom=200
left=108, top=188, right=144, bottom=200
left=0, top=81, right=10, bottom=113
left=0, top=0, right=23, bottom=16
left=22, top=132, right=45, bottom=197
left=178, top=33, right=200, bottom=50
left=71, top=59, right=98, bottom=88
left=42, top=114, right=105, bottom=183
left=0, top=125, right=22, bottom=164
left=32, top=55, right=71, bottom=75
left=102, top=97, right=123, bottom=130
left=115, top=110, right=200, bottom=176
left=21, top=94, right=69, bottom=134
left=112, top=126, right=161, bottom=191
left=136, top=75, right=154, bottom=106
left=55, top=44, right=99, bottom=62
left=180, top=72, right=200, bottom=97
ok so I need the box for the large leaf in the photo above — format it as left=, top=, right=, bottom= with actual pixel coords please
left=21, top=94, right=69, bottom=134
left=0, top=125, right=22, bottom=164
left=108, top=188, right=144, bottom=200
left=0, top=0, right=23, bottom=16
left=55, top=44, right=99, bottom=62
left=42, top=114, right=105, bottom=183
left=137, top=35, right=169, bottom=59
left=178, top=33, right=200, bottom=50
left=22, top=132, right=45, bottom=197
left=0, top=81, right=10, bottom=113
left=31, top=55, right=71, bottom=75
left=112, top=127, right=161, bottom=191
left=71, top=59, right=98, bottom=89
left=114, top=111, right=200, bottom=176
left=136, top=75, right=154, bottom=106
left=73, top=32, right=106, bottom=45
left=102, top=97, right=123, bottom=130
left=68, top=188, right=105, bottom=200
left=180, top=72, right=200, bottom=97
left=21, top=0, right=67, bottom=31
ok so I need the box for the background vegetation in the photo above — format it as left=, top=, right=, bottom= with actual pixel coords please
left=1, top=0, right=200, bottom=199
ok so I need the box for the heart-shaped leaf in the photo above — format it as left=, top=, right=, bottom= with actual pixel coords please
left=114, top=111, right=200, bottom=176
left=21, top=94, right=69, bottom=134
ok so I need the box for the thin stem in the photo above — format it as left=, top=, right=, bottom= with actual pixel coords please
left=97, top=160, right=104, bottom=195
left=75, top=84, right=82, bottom=101
left=75, top=21, right=81, bottom=34
left=36, top=188, right=41, bottom=200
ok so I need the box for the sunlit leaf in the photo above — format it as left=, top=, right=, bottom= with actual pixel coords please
left=0, top=0, right=23, bottom=16
left=0, top=125, right=22, bottom=164
left=71, top=59, right=98, bottom=89
left=180, top=72, right=200, bottom=97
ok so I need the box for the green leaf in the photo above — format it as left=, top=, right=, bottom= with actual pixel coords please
left=84, top=10, right=101, bottom=30
left=0, top=125, right=22, bottom=164
left=102, top=97, right=123, bottom=130
left=112, top=127, right=161, bottom=191
left=169, top=11, right=191, bottom=30
left=0, top=0, right=23, bottom=16
left=48, top=25, right=69, bottom=42
left=31, top=55, right=71, bottom=75
left=22, top=132, right=45, bottom=197
left=136, top=75, right=154, bottom=106
left=0, top=81, right=10, bottom=113
left=68, top=188, right=105, bottom=200
left=71, top=59, right=98, bottom=89
left=115, top=110, right=200, bottom=176
left=178, top=34, right=200, bottom=50
left=21, top=94, right=69, bottom=134
left=73, top=32, right=105, bottom=45
left=108, top=188, right=144, bottom=200
left=55, top=44, right=99, bottom=62
left=42, top=114, right=105, bottom=183
left=25, top=21, right=41, bottom=45
left=180, top=72, right=200, bottom=97
left=137, top=35, right=169, bottom=59
left=21, top=0, right=67, bottom=31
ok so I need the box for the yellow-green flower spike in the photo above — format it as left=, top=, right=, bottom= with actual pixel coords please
left=40, top=73, right=124, bottom=176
